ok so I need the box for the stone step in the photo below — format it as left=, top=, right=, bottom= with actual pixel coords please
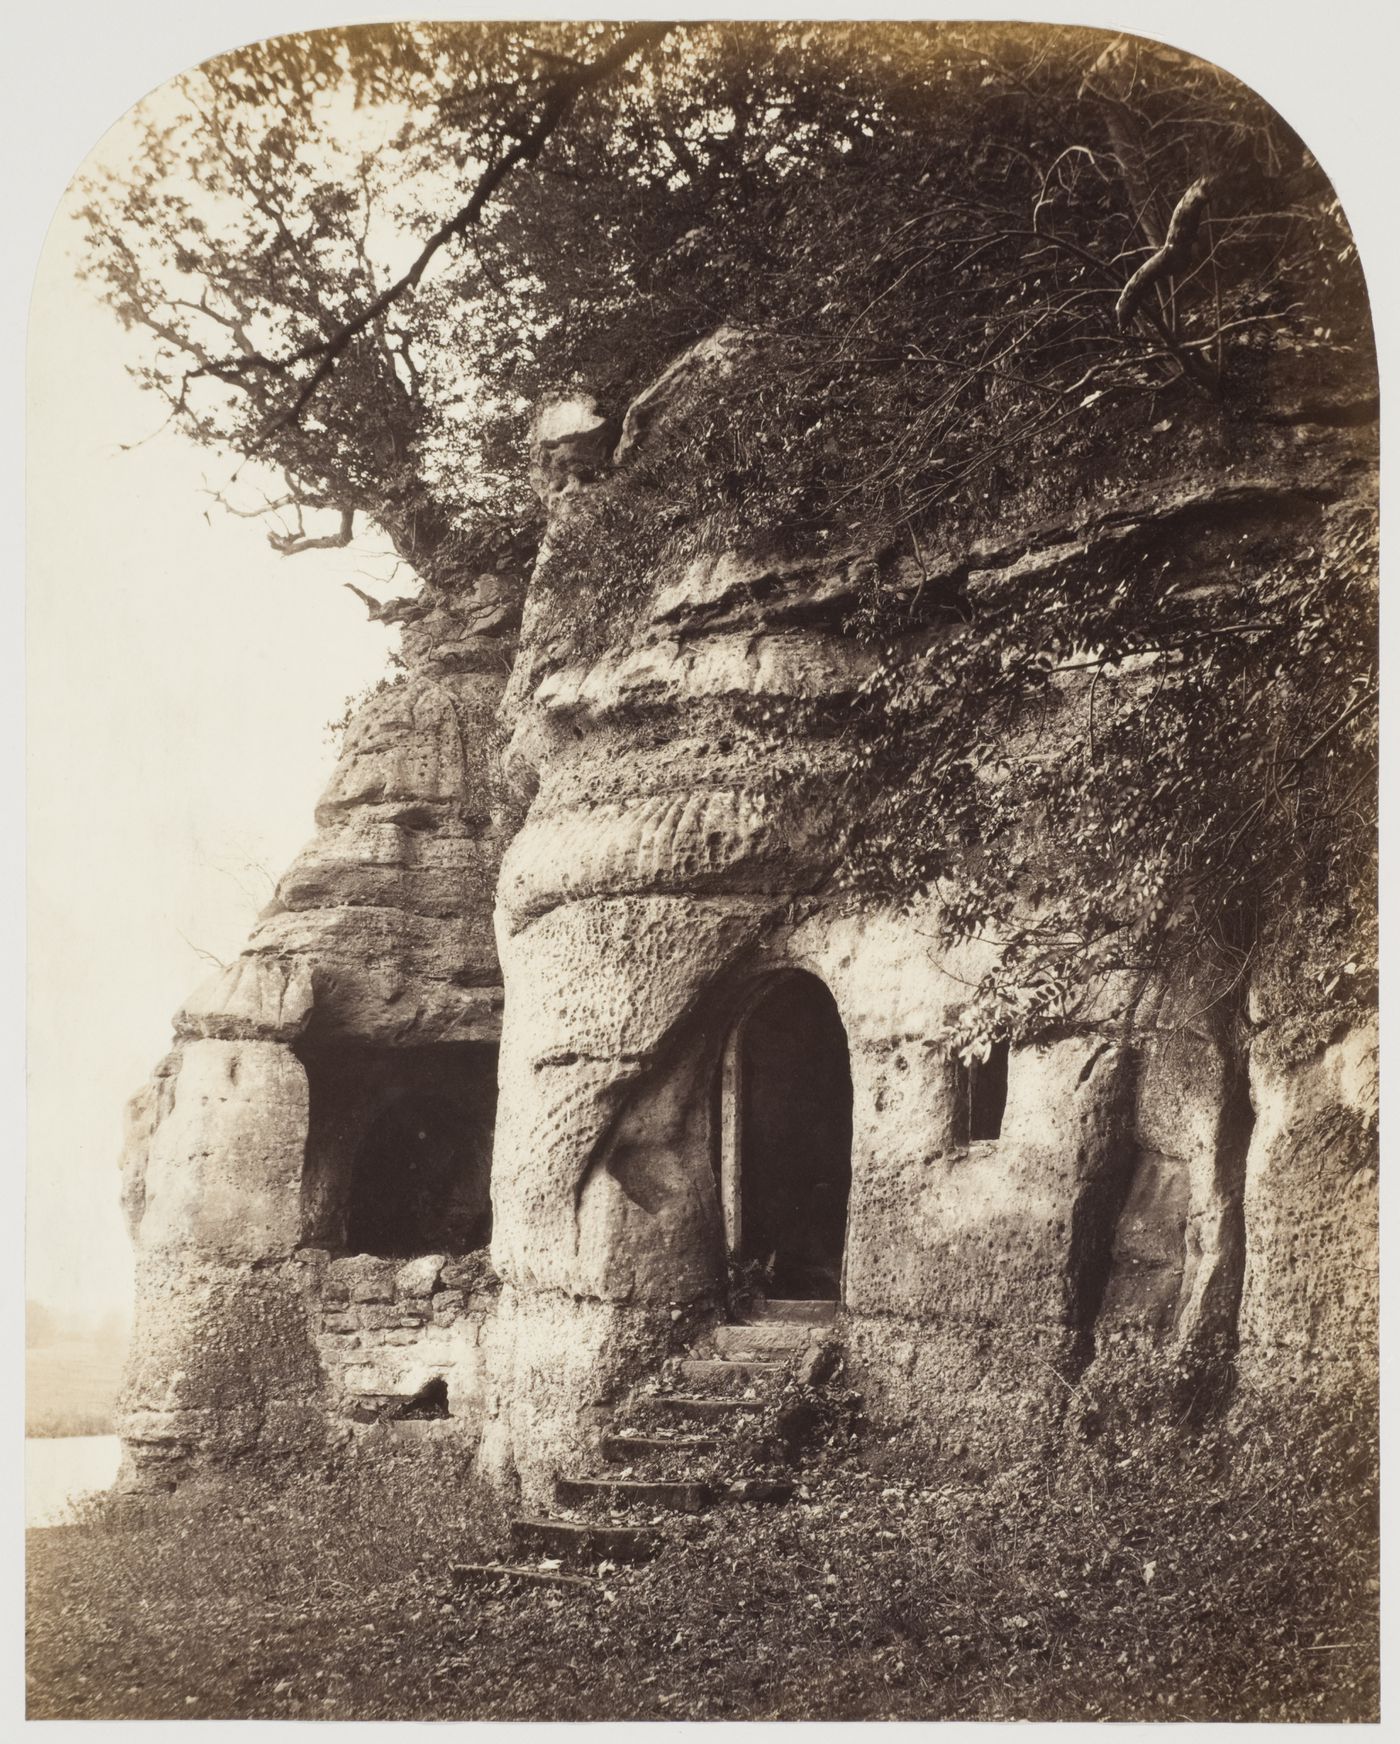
left=510, top=1515, right=664, bottom=1567
left=451, top=1561, right=597, bottom=1596
left=651, top=1392, right=764, bottom=1423
left=741, top=1298, right=838, bottom=1325
left=556, top=1475, right=711, bottom=1513
left=710, top=1322, right=815, bottom=1358
left=601, top=1431, right=720, bottom=1463
left=676, top=1357, right=786, bottom=1387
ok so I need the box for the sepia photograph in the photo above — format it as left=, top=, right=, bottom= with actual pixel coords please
left=22, top=5, right=1383, bottom=1724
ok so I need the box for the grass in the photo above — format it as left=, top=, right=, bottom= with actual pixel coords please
left=25, top=1399, right=1377, bottom=1721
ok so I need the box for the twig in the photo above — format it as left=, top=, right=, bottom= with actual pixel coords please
left=176, top=930, right=227, bottom=971
left=191, top=24, right=675, bottom=439
left=268, top=506, right=355, bottom=555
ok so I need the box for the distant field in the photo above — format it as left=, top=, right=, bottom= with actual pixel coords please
left=26, top=1341, right=124, bottom=1439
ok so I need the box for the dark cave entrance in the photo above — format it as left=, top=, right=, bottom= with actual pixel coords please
left=346, top=1089, right=490, bottom=1257
left=298, top=1042, right=497, bottom=1258
left=719, top=971, right=853, bottom=1300
left=966, top=1037, right=1010, bottom=1142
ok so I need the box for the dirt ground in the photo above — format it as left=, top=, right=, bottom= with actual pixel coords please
left=25, top=1402, right=1378, bottom=1723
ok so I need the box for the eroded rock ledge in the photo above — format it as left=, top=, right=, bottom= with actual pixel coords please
left=116, top=323, right=1377, bottom=1501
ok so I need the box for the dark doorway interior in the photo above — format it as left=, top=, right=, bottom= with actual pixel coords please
left=299, top=1042, right=497, bottom=1257
left=738, top=973, right=852, bottom=1299
left=967, top=1038, right=1010, bottom=1141
left=346, top=1090, right=490, bottom=1256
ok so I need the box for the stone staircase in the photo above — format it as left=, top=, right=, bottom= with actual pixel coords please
left=452, top=1298, right=840, bottom=1598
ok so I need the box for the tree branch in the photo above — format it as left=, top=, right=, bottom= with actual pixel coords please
left=194, top=22, right=675, bottom=440
left=1116, top=179, right=1210, bottom=330
left=267, top=506, right=355, bottom=555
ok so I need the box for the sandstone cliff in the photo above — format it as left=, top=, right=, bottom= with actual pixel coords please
left=116, top=559, right=523, bottom=1486
left=478, top=336, right=1377, bottom=1495
left=115, top=312, right=1376, bottom=1499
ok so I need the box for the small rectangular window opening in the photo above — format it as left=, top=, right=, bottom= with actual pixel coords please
left=968, top=1038, right=1010, bottom=1141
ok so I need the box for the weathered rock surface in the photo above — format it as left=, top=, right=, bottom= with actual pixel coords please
left=118, top=553, right=525, bottom=1483
left=531, top=395, right=616, bottom=498
left=175, top=955, right=315, bottom=1044
left=395, top=1254, right=447, bottom=1298
left=115, top=316, right=1376, bottom=1495
left=1238, top=1021, right=1378, bottom=1387
left=613, top=325, right=747, bottom=462
left=480, top=328, right=1378, bottom=1486
left=116, top=1040, right=324, bottom=1487
left=134, top=1040, right=307, bottom=1259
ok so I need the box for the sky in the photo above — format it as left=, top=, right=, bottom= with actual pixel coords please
left=27, top=122, right=398, bottom=1323
left=18, top=0, right=1399, bottom=1334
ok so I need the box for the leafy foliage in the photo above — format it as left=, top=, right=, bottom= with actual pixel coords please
left=77, top=22, right=1376, bottom=1032
left=837, top=496, right=1377, bottom=1056
left=80, top=24, right=1371, bottom=574
left=28, top=1395, right=1378, bottom=1720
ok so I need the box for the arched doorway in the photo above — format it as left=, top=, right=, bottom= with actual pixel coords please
left=717, top=971, right=853, bottom=1300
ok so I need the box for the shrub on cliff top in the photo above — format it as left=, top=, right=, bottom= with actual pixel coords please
left=78, top=21, right=1376, bottom=1041
left=79, top=23, right=1371, bottom=587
